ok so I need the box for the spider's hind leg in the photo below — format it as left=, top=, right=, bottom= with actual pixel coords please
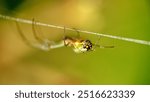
left=32, top=18, right=45, bottom=43
left=15, top=19, right=51, bottom=51
left=32, top=19, right=65, bottom=50
left=32, top=19, right=56, bottom=51
left=15, top=21, right=33, bottom=47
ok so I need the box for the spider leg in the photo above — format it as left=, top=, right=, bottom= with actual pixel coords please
left=62, top=26, right=66, bottom=39
left=15, top=21, right=34, bottom=47
left=93, top=35, right=114, bottom=49
left=16, top=20, right=52, bottom=51
left=31, top=19, right=57, bottom=51
left=34, top=20, right=45, bottom=39
left=94, top=44, right=114, bottom=48
left=103, top=45, right=114, bottom=48
left=72, top=28, right=80, bottom=38
left=92, top=35, right=102, bottom=50
left=32, top=18, right=45, bottom=43
left=16, top=20, right=65, bottom=51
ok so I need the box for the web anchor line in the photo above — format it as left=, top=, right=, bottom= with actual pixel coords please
left=0, top=14, right=150, bottom=46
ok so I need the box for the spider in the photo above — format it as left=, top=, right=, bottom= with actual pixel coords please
left=16, top=19, right=114, bottom=53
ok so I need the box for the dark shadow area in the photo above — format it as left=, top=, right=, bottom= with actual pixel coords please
left=0, top=0, right=25, bottom=14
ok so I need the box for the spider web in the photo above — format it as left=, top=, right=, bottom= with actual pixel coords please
left=0, top=14, right=150, bottom=46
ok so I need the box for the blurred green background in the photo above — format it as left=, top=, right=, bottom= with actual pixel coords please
left=0, top=0, right=150, bottom=84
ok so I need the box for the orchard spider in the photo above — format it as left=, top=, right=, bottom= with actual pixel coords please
left=16, top=19, right=114, bottom=53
